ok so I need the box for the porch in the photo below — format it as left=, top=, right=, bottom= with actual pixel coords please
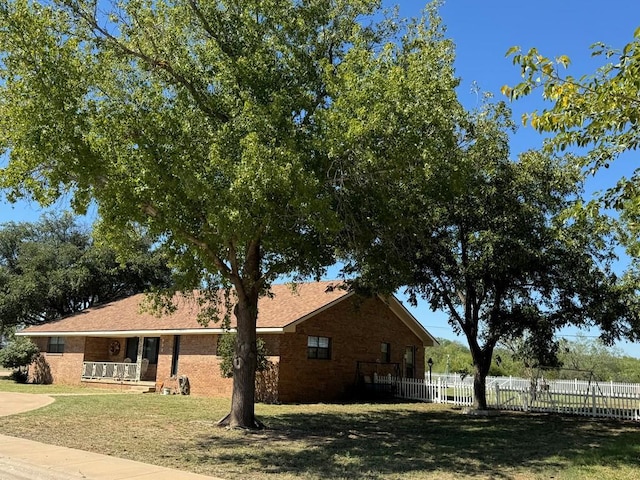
left=82, top=361, right=141, bottom=382
left=81, top=335, right=160, bottom=383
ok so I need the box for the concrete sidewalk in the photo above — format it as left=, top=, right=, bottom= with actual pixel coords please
left=0, top=392, right=223, bottom=480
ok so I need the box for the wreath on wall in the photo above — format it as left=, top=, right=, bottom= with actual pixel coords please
left=109, top=340, right=121, bottom=356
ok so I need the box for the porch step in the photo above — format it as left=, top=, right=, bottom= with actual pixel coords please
left=128, top=385, right=156, bottom=394
left=81, top=379, right=156, bottom=394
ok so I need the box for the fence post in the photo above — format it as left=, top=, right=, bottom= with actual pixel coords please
left=495, top=384, right=501, bottom=409
left=592, top=386, right=597, bottom=418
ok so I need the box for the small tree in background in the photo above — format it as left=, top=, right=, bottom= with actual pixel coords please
left=0, top=336, right=39, bottom=383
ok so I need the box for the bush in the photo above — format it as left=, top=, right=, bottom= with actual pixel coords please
left=0, top=337, right=40, bottom=370
left=8, top=369, right=29, bottom=384
left=217, top=333, right=268, bottom=378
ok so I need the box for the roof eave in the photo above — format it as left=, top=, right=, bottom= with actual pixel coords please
left=16, top=327, right=285, bottom=337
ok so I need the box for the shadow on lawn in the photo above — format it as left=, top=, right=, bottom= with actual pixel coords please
left=193, top=406, right=639, bottom=479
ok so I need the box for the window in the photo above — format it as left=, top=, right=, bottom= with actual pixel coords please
left=307, top=336, right=331, bottom=360
left=381, top=342, right=391, bottom=363
left=47, top=337, right=65, bottom=354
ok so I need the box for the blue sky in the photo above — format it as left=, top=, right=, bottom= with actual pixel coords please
left=2, top=1, right=640, bottom=357
left=387, top=0, right=640, bottom=358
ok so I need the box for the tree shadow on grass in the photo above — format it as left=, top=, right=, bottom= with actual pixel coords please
left=192, top=405, right=640, bottom=479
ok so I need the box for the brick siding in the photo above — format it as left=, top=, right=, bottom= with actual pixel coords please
left=278, top=296, right=425, bottom=403
left=30, top=336, right=86, bottom=385
left=27, top=296, right=426, bottom=403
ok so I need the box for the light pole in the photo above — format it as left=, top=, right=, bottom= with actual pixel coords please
left=427, top=357, right=433, bottom=384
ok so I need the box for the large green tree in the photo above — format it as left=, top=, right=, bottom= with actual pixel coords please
left=340, top=103, right=637, bottom=410
left=0, top=212, right=172, bottom=331
left=0, top=1, right=461, bottom=427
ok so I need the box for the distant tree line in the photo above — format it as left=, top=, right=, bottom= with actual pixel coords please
left=0, top=212, right=172, bottom=334
left=427, top=336, right=640, bottom=383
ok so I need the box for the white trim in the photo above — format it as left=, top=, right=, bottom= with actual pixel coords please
left=17, top=327, right=284, bottom=337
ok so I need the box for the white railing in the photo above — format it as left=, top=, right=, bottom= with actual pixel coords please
left=82, top=362, right=138, bottom=382
left=389, top=377, right=640, bottom=421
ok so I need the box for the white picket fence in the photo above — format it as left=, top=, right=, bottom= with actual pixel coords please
left=380, top=376, right=640, bottom=421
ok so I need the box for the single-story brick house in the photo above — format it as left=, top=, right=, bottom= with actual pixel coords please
left=18, top=281, right=437, bottom=403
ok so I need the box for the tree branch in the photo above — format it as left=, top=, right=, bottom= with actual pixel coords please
left=67, top=2, right=230, bottom=124
left=141, top=202, right=232, bottom=279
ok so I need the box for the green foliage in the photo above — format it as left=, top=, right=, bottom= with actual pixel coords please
left=504, top=32, right=640, bottom=250
left=343, top=99, right=636, bottom=408
left=217, top=333, right=268, bottom=379
left=0, top=212, right=172, bottom=331
left=554, top=336, right=640, bottom=383
left=0, top=0, right=464, bottom=426
left=426, top=339, right=473, bottom=375
left=432, top=336, right=640, bottom=383
left=0, top=336, right=39, bottom=370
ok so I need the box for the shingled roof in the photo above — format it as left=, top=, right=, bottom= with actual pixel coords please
left=18, top=280, right=436, bottom=345
left=19, top=281, right=351, bottom=335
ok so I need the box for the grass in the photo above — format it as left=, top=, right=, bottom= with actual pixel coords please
left=0, top=376, right=116, bottom=394
left=1, top=380, right=639, bottom=479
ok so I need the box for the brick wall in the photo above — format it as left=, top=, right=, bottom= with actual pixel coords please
left=30, top=336, right=86, bottom=385
left=156, top=333, right=281, bottom=400
left=278, top=296, right=425, bottom=403
left=156, top=334, right=232, bottom=397
left=84, top=337, right=126, bottom=362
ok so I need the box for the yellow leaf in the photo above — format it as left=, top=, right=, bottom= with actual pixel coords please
left=557, top=55, right=571, bottom=68
left=505, top=46, right=520, bottom=57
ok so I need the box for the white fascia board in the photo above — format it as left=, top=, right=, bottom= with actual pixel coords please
left=17, top=327, right=284, bottom=337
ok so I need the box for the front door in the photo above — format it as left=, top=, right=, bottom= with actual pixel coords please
left=125, top=337, right=160, bottom=380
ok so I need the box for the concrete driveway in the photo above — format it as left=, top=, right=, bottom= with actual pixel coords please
left=0, top=392, right=55, bottom=417
left=0, top=391, right=224, bottom=480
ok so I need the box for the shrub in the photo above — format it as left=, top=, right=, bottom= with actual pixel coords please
left=8, top=369, right=29, bottom=384
left=217, top=333, right=268, bottom=378
left=0, top=337, right=40, bottom=370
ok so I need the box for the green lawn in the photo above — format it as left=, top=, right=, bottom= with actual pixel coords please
left=0, top=376, right=117, bottom=394
left=1, top=380, right=638, bottom=479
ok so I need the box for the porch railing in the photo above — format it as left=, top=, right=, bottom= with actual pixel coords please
left=82, top=362, right=138, bottom=382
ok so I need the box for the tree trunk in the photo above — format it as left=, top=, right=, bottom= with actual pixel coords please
left=469, top=346, right=492, bottom=411
left=217, top=290, right=262, bottom=429
left=472, top=362, right=488, bottom=410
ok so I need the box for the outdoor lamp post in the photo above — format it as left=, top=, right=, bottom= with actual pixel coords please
left=427, top=357, right=433, bottom=384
